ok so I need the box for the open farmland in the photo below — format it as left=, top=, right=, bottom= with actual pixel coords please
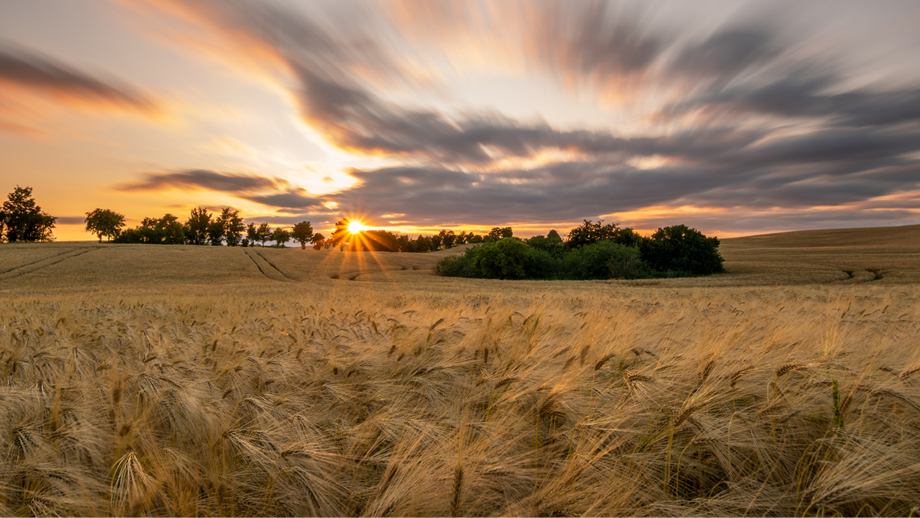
left=1, top=225, right=920, bottom=515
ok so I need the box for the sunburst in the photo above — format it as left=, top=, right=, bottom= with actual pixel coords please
left=348, top=220, right=370, bottom=234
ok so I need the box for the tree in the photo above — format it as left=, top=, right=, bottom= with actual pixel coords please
left=329, top=219, right=352, bottom=249
left=272, top=227, right=291, bottom=248
left=221, top=208, right=245, bottom=246
left=0, top=186, right=56, bottom=243
left=291, top=221, right=314, bottom=249
left=246, top=222, right=259, bottom=244
left=186, top=207, right=211, bottom=245
left=430, top=231, right=442, bottom=250
left=84, top=208, right=125, bottom=242
left=546, top=229, right=562, bottom=242
left=566, top=220, right=642, bottom=249
left=311, top=232, right=325, bottom=250
left=257, top=223, right=272, bottom=246
left=639, top=225, right=725, bottom=275
left=207, top=218, right=225, bottom=246
left=441, top=229, right=456, bottom=249
left=487, top=227, right=513, bottom=242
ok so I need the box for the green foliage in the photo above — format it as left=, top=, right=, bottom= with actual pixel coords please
left=291, top=221, right=314, bottom=249
left=257, top=223, right=272, bottom=246
left=640, top=224, right=725, bottom=275
left=207, top=218, right=225, bottom=246
left=472, top=238, right=533, bottom=279
left=486, top=227, right=513, bottom=242
left=185, top=207, right=210, bottom=245
left=115, top=213, right=185, bottom=244
left=440, top=229, right=456, bottom=249
left=329, top=219, right=350, bottom=248
left=221, top=208, right=245, bottom=246
left=525, top=235, right=565, bottom=257
left=438, top=224, right=723, bottom=280
left=311, top=232, right=325, bottom=250
left=562, top=241, right=644, bottom=280
left=606, top=245, right=647, bottom=279
left=565, top=220, right=641, bottom=249
left=272, top=227, right=291, bottom=248
left=0, top=186, right=56, bottom=243
left=362, top=229, right=399, bottom=251
left=84, top=208, right=125, bottom=242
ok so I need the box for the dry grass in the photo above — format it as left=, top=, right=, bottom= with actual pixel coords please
left=0, top=225, right=919, bottom=516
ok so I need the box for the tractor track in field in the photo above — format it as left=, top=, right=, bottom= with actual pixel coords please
left=0, top=248, right=95, bottom=281
left=245, top=249, right=293, bottom=282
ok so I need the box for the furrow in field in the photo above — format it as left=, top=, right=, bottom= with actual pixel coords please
left=251, top=249, right=298, bottom=281
left=0, top=248, right=93, bottom=281
left=245, top=249, right=290, bottom=282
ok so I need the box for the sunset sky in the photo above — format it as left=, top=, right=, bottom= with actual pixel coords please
left=2, top=0, right=920, bottom=241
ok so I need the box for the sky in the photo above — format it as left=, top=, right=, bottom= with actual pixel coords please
left=2, top=0, right=920, bottom=241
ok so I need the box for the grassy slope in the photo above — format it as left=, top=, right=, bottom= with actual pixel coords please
left=0, top=226, right=919, bottom=515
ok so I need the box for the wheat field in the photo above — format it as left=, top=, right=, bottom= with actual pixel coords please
left=1, top=225, right=920, bottom=516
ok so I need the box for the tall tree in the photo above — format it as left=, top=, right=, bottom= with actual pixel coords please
left=0, top=186, right=56, bottom=243
left=207, top=218, right=225, bottom=246
left=311, top=232, right=325, bottom=250
left=291, top=221, right=314, bottom=249
left=186, top=207, right=211, bottom=245
left=272, top=227, right=291, bottom=248
left=157, top=214, right=186, bottom=244
left=441, top=229, right=456, bottom=249
left=487, top=227, right=513, bottom=242
left=221, top=208, right=245, bottom=246
left=329, top=219, right=351, bottom=249
left=84, top=208, right=125, bottom=242
left=257, top=222, right=272, bottom=246
left=246, top=222, right=258, bottom=244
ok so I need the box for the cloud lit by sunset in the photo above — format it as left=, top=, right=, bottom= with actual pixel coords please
left=2, top=1, right=920, bottom=240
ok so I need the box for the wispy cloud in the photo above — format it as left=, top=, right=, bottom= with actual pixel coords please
left=119, top=169, right=285, bottom=193
left=111, top=1, right=920, bottom=234
left=0, top=42, right=159, bottom=113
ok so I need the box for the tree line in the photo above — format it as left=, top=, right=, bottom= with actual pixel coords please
left=436, top=220, right=725, bottom=279
left=1, top=186, right=725, bottom=279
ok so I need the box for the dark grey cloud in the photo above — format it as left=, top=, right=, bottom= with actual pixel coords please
left=329, top=121, right=920, bottom=226
left=241, top=191, right=325, bottom=210
left=665, top=69, right=920, bottom=128
left=670, top=28, right=778, bottom=84
left=148, top=1, right=920, bottom=233
left=119, top=170, right=284, bottom=193
left=0, top=43, right=156, bottom=111
left=526, top=2, right=663, bottom=84
left=119, top=169, right=329, bottom=212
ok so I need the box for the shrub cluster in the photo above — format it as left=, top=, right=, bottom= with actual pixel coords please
left=437, top=221, right=725, bottom=280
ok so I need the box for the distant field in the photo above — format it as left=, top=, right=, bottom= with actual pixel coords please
left=2, top=223, right=920, bottom=293
left=1, top=225, right=919, bottom=515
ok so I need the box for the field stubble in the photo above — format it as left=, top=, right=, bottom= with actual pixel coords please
left=2, top=225, right=920, bottom=516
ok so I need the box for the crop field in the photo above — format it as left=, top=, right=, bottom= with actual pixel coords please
left=1, top=225, right=920, bottom=516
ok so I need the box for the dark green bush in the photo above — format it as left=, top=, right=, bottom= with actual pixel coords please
left=561, top=241, right=641, bottom=280
left=640, top=225, right=725, bottom=275
left=436, top=224, right=725, bottom=280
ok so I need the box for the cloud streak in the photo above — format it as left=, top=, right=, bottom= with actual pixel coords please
left=115, top=1, right=920, bottom=234
left=0, top=43, right=158, bottom=113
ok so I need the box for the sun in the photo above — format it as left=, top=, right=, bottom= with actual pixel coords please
left=347, top=219, right=370, bottom=234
